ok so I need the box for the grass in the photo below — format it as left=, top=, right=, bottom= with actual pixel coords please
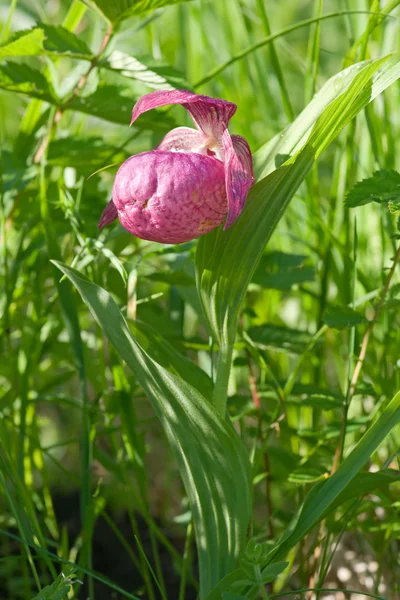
left=0, top=0, right=400, bottom=598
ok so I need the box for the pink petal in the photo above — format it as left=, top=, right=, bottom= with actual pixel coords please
left=157, top=126, right=207, bottom=153
left=98, top=199, right=118, bottom=229
left=222, top=132, right=254, bottom=229
left=112, top=150, right=227, bottom=244
left=130, top=89, right=237, bottom=138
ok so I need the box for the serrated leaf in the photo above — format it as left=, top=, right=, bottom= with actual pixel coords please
left=84, top=0, right=195, bottom=24
left=0, top=24, right=93, bottom=59
left=248, top=324, right=316, bottom=354
left=31, top=565, right=77, bottom=600
left=252, top=251, right=315, bottom=289
left=102, top=51, right=191, bottom=90
left=259, top=561, right=289, bottom=582
left=323, top=305, right=367, bottom=330
left=0, top=61, right=57, bottom=102
left=254, top=266, right=315, bottom=290
left=346, top=169, right=400, bottom=209
left=53, top=261, right=251, bottom=598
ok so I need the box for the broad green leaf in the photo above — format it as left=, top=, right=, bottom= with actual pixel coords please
left=267, top=391, right=400, bottom=563
left=0, top=62, right=57, bottom=102
left=129, top=319, right=214, bottom=400
left=346, top=169, right=400, bottom=209
left=102, top=51, right=191, bottom=90
left=196, top=57, right=399, bottom=400
left=248, top=324, right=317, bottom=354
left=323, top=305, right=367, bottom=330
left=84, top=0, right=195, bottom=24
left=0, top=25, right=93, bottom=60
left=53, top=261, right=251, bottom=598
left=65, top=85, right=174, bottom=130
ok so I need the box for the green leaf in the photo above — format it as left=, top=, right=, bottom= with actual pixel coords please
left=252, top=251, right=315, bottom=290
left=31, top=565, right=77, bottom=600
left=346, top=170, right=400, bottom=209
left=248, top=324, right=317, bottom=354
left=65, top=85, right=174, bottom=129
left=288, top=394, right=343, bottom=410
left=196, top=57, right=400, bottom=415
left=267, top=390, right=400, bottom=564
left=0, top=24, right=93, bottom=59
left=258, top=561, right=288, bottom=583
left=327, top=469, right=400, bottom=514
left=84, top=0, right=195, bottom=24
left=0, top=61, right=57, bottom=102
left=129, top=319, right=214, bottom=400
left=288, top=467, right=328, bottom=484
left=196, top=58, right=397, bottom=357
left=323, top=305, right=367, bottom=330
left=47, top=137, right=127, bottom=172
left=53, top=261, right=252, bottom=598
left=102, top=51, right=192, bottom=90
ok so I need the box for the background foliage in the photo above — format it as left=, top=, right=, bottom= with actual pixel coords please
left=1, top=1, right=400, bottom=599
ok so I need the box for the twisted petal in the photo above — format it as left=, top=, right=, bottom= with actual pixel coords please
left=130, top=89, right=237, bottom=137
left=223, top=133, right=255, bottom=228
left=130, top=90, right=254, bottom=228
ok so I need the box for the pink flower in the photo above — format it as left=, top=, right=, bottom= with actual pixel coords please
left=98, top=90, right=254, bottom=244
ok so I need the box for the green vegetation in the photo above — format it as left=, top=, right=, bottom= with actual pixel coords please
left=1, top=1, right=400, bottom=599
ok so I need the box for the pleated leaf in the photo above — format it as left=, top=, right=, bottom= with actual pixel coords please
left=53, top=262, right=252, bottom=598
left=196, top=58, right=400, bottom=355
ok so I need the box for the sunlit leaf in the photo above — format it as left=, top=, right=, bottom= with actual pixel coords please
left=196, top=57, right=399, bottom=405
left=102, top=51, right=191, bottom=90
left=53, top=261, right=251, bottom=598
left=0, top=24, right=93, bottom=59
left=0, top=62, right=57, bottom=102
left=31, top=565, right=77, bottom=600
left=267, top=391, right=400, bottom=563
left=346, top=169, right=400, bottom=209
left=83, top=0, right=196, bottom=24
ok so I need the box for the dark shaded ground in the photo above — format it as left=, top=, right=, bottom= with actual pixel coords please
left=0, top=492, right=197, bottom=600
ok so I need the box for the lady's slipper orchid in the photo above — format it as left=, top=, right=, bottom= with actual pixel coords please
left=98, top=90, right=254, bottom=244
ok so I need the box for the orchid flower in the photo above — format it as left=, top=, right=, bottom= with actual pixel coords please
left=98, top=90, right=254, bottom=244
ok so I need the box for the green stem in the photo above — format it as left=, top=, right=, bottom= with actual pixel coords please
left=212, top=343, right=234, bottom=417
left=256, top=0, right=294, bottom=121
left=179, top=521, right=194, bottom=600
left=194, top=10, right=394, bottom=88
